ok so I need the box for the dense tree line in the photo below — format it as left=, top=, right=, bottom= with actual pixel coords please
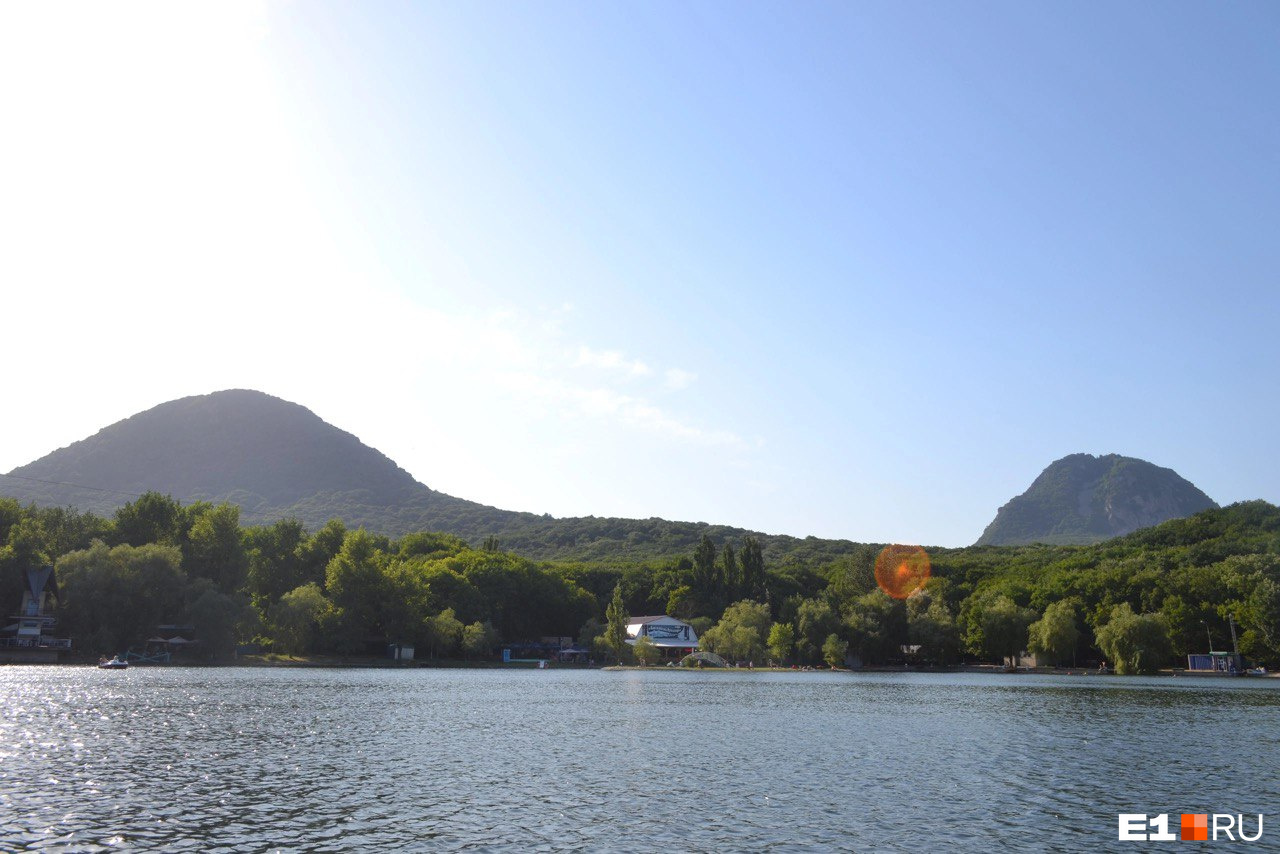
left=0, top=495, right=251, bottom=659
left=692, top=502, right=1280, bottom=673
left=0, top=494, right=597, bottom=660
left=1, top=495, right=1277, bottom=670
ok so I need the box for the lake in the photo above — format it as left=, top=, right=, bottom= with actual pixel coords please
left=1, top=666, right=1277, bottom=851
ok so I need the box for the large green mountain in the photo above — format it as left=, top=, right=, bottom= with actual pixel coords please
left=0, top=390, right=860, bottom=562
left=975, top=453, right=1218, bottom=546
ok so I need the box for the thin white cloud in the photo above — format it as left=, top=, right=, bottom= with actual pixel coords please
left=501, top=371, right=747, bottom=450
left=664, top=368, right=697, bottom=390
left=574, top=345, right=652, bottom=377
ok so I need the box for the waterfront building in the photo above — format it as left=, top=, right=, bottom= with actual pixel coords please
left=626, top=615, right=699, bottom=658
left=1004, top=650, right=1052, bottom=669
left=1, top=565, right=71, bottom=661
left=1187, top=651, right=1244, bottom=673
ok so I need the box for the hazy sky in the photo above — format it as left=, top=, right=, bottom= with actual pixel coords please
left=2, top=2, right=1277, bottom=547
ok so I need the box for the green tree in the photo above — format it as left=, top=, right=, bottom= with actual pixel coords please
left=692, top=534, right=718, bottom=594
left=633, top=634, right=658, bottom=666
left=270, top=582, right=330, bottom=655
left=822, top=633, right=848, bottom=668
left=577, top=616, right=603, bottom=651
left=457, top=549, right=590, bottom=640
left=603, top=583, right=630, bottom=663
left=1095, top=604, right=1173, bottom=675
left=767, top=622, right=795, bottom=664
left=112, top=492, right=185, bottom=547
left=969, top=595, right=1037, bottom=663
left=398, top=531, right=468, bottom=560
left=423, top=608, right=463, bottom=658
left=298, top=519, right=346, bottom=587
left=845, top=590, right=908, bottom=664
left=826, top=546, right=878, bottom=605
left=245, top=518, right=308, bottom=613
left=324, top=529, right=390, bottom=653
left=419, top=564, right=485, bottom=624
left=56, top=541, right=187, bottom=655
left=721, top=543, right=740, bottom=600
left=907, top=590, right=960, bottom=665
left=1027, top=599, right=1080, bottom=665
left=380, top=558, right=432, bottom=646
left=6, top=505, right=109, bottom=564
left=183, top=503, right=249, bottom=593
left=665, top=584, right=695, bottom=619
left=0, top=515, right=53, bottom=610
left=184, top=578, right=252, bottom=660
left=461, top=620, right=498, bottom=659
left=740, top=537, right=766, bottom=601
left=794, top=597, right=841, bottom=664
left=0, top=498, right=24, bottom=546
left=1243, top=576, right=1280, bottom=663
left=700, top=600, right=771, bottom=662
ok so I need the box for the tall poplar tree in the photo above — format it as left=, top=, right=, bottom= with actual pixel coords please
left=721, top=542, right=740, bottom=600
left=740, top=537, right=765, bottom=600
left=692, top=534, right=717, bottom=591
left=604, top=582, right=629, bottom=663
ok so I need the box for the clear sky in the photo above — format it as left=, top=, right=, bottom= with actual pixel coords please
left=2, top=2, right=1277, bottom=547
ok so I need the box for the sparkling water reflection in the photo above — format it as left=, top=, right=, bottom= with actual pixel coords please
left=1, top=667, right=1277, bottom=851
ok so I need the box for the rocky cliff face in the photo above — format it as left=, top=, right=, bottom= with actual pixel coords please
left=976, top=453, right=1218, bottom=546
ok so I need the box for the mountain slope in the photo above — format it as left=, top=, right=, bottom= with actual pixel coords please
left=1, top=389, right=863, bottom=562
left=1, top=390, right=540, bottom=538
left=975, top=453, right=1218, bottom=546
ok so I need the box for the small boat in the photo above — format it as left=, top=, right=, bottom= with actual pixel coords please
left=98, top=656, right=128, bottom=670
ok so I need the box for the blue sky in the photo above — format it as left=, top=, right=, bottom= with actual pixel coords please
left=2, top=2, right=1277, bottom=546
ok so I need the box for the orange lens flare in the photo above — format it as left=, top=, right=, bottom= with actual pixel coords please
left=874, top=545, right=931, bottom=599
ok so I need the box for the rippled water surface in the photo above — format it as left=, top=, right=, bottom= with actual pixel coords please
left=2, top=666, right=1277, bottom=851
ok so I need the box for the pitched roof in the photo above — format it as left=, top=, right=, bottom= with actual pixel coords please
left=627, top=615, right=673, bottom=625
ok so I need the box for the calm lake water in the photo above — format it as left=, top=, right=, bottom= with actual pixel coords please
left=2, top=666, right=1277, bottom=851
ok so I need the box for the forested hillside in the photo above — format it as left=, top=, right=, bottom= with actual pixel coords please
left=3, top=494, right=1277, bottom=673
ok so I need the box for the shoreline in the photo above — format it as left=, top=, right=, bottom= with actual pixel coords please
left=594, top=663, right=1280, bottom=678
left=7, top=654, right=1274, bottom=678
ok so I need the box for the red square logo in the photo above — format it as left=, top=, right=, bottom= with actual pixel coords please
left=1181, top=813, right=1208, bottom=841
